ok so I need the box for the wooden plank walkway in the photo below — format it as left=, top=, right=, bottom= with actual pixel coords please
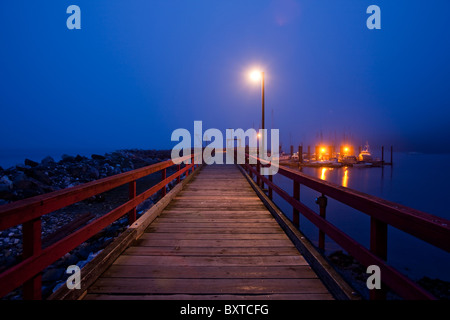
left=85, top=164, right=333, bottom=300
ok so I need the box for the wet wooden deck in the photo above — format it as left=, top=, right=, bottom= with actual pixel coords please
left=84, top=164, right=333, bottom=300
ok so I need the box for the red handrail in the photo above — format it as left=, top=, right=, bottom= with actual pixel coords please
left=0, top=154, right=196, bottom=299
left=243, top=153, right=450, bottom=300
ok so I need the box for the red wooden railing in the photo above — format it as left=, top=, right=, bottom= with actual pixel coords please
left=0, top=154, right=197, bottom=299
left=243, top=153, right=450, bottom=300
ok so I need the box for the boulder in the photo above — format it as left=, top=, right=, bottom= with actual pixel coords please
left=137, top=199, right=153, bottom=212
left=13, top=178, right=37, bottom=190
left=0, top=176, right=13, bottom=189
left=25, top=168, right=53, bottom=185
left=91, top=154, right=106, bottom=160
left=74, top=154, right=87, bottom=162
left=60, top=154, right=75, bottom=163
left=113, top=166, right=122, bottom=175
left=15, top=163, right=29, bottom=172
left=0, top=183, right=15, bottom=200
left=41, top=156, right=55, bottom=166
left=58, top=253, right=79, bottom=267
left=13, top=177, right=44, bottom=198
left=24, top=159, right=39, bottom=168
left=12, top=172, right=26, bottom=184
left=87, top=166, right=99, bottom=179
left=67, top=165, right=87, bottom=178
left=75, top=246, right=91, bottom=260
left=42, top=267, right=65, bottom=282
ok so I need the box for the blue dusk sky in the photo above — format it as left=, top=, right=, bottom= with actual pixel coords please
left=1, top=0, right=450, bottom=157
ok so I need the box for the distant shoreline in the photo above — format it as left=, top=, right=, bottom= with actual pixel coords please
left=0, top=148, right=171, bottom=169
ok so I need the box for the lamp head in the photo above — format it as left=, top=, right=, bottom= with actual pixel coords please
left=250, top=70, right=262, bottom=82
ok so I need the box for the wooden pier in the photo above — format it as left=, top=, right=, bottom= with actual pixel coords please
left=84, top=165, right=333, bottom=300
left=0, top=152, right=448, bottom=300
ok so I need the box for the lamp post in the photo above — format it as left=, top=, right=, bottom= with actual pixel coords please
left=250, top=69, right=266, bottom=190
left=250, top=70, right=265, bottom=157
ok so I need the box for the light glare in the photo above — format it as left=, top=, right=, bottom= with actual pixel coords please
left=250, top=70, right=262, bottom=82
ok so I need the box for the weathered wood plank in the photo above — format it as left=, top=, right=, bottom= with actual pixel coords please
left=145, top=227, right=284, bottom=234
left=85, top=293, right=334, bottom=300
left=167, top=202, right=266, bottom=207
left=157, top=215, right=273, bottom=221
left=182, top=188, right=255, bottom=192
left=174, top=196, right=261, bottom=201
left=135, top=239, right=294, bottom=247
left=112, top=255, right=308, bottom=267
left=164, top=206, right=268, bottom=211
left=89, top=278, right=329, bottom=294
left=154, top=218, right=275, bottom=223
left=157, top=214, right=272, bottom=220
left=150, top=222, right=281, bottom=229
left=122, top=246, right=299, bottom=256
left=100, top=265, right=318, bottom=279
left=179, top=190, right=257, bottom=194
left=160, top=210, right=270, bottom=215
left=169, top=203, right=265, bottom=208
left=182, top=186, right=254, bottom=190
left=139, top=232, right=290, bottom=240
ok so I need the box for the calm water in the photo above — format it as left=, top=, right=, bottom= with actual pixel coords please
left=272, top=152, right=450, bottom=282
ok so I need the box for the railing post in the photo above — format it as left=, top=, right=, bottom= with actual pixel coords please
left=128, top=180, right=136, bottom=224
left=261, top=163, right=265, bottom=190
left=22, top=218, right=42, bottom=300
left=177, top=164, right=181, bottom=184
left=162, top=168, right=167, bottom=197
left=315, top=194, right=327, bottom=251
left=268, top=174, right=273, bottom=200
left=293, top=181, right=300, bottom=228
left=370, top=217, right=388, bottom=300
left=256, top=160, right=261, bottom=187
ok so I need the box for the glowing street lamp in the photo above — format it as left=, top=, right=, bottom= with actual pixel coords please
left=319, top=147, right=327, bottom=161
left=250, top=70, right=262, bottom=82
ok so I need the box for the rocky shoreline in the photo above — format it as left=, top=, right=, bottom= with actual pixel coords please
left=0, top=149, right=179, bottom=299
left=327, top=250, right=450, bottom=300
left=0, top=149, right=173, bottom=205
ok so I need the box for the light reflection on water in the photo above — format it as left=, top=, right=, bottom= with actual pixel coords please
left=271, top=152, right=450, bottom=282
left=342, top=168, right=349, bottom=188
